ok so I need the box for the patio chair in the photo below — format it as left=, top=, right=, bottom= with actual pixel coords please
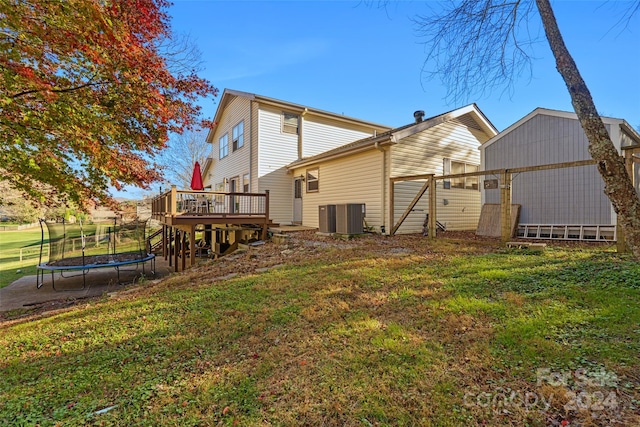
left=193, top=195, right=210, bottom=213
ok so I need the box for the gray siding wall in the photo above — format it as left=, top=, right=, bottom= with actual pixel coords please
left=483, top=114, right=612, bottom=225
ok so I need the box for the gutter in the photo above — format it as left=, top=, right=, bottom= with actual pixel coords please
left=288, top=137, right=394, bottom=170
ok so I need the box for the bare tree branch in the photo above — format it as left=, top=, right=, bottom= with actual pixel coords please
left=413, top=0, right=539, bottom=104
left=402, top=0, right=640, bottom=258
left=158, top=128, right=209, bottom=188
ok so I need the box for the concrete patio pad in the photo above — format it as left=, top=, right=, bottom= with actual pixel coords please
left=0, top=256, right=173, bottom=313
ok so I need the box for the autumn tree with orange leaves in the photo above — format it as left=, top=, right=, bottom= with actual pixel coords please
left=0, top=0, right=217, bottom=209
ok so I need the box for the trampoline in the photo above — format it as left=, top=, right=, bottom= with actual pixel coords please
left=37, top=217, right=156, bottom=290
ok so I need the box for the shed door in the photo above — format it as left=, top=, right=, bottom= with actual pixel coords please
left=293, top=178, right=303, bottom=224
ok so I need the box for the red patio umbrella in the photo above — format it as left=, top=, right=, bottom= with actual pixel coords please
left=190, top=161, right=204, bottom=191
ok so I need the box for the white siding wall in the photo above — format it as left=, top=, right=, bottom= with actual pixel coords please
left=290, top=150, right=384, bottom=230
left=257, top=107, right=299, bottom=178
left=255, top=107, right=383, bottom=225
left=258, top=169, right=293, bottom=225
left=205, top=96, right=252, bottom=190
left=302, top=116, right=377, bottom=157
left=390, top=120, right=488, bottom=233
left=257, top=107, right=299, bottom=224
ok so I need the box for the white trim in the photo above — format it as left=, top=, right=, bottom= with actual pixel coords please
left=480, top=107, right=627, bottom=151
left=393, top=104, right=497, bottom=142
left=207, top=88, right=390, bottom=143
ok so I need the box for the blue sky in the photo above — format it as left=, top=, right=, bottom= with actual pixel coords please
left=117, top=0, right=639, bottom=198
left=169, top=0, right=639, bottom=131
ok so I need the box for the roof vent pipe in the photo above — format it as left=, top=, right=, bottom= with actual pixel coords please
left=414, top=110, right=425, bottom=123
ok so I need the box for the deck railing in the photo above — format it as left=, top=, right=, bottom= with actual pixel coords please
left=151, top=186, right=270, bottom=219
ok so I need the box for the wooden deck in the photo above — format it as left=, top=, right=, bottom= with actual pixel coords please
left=152, top=187, right=273, bottom=229
left=151, top=186, right=275, bottom=271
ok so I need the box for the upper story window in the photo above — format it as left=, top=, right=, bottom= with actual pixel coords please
left=232, top=121, right=244, bottom=151
left=282, top=112, right=299, bottom=134
left=443, top=159, right=479, bottom=190
left=306, top=168, right=319, bottom=192
left=219, top=133, right=229, bottom=159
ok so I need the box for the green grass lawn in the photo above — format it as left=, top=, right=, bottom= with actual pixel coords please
left=0, top=224, right=133, bottom=289
left=0, top=228, right=48, bottom=288
left=0, top=236, right=639, bottom=426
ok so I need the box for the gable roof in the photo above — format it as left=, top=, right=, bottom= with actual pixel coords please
left=286, top=103, right=498, bottom=170
left=205, top=89, right=391, bottom=143
left=480, top=107, right=640, bottom=150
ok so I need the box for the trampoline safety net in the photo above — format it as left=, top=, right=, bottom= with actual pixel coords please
left=42, top=217, right=150, bottom=267
left=37, top=217, right=155, bottom=290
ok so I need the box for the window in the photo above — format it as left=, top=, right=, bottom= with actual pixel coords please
left=243, top=174, right=250, bottom=193
left=443, top=158, right=479, bottom=190
left=306, top=168, right=319, bottom=192
left=282, top=112, right=299, bottom=134
left=450, top=161, right=465, bottom=189
left=219, top=133, right=228, bottom=159
left=232, top=121, right=244, bottom=151
left=465, top=164, right=479, bottom=190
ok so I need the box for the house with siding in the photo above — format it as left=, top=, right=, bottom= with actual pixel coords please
left=202, top=89, right=391, bottom=225
left=287, top=104, right=497, bottom=234
left=480, top=108, right=640, bottom=240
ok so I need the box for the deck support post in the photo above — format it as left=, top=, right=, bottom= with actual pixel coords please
left=262, top=190, right=270, bottom=241
left=181, top=230, right=187, bottom=272
left=388, top=179, right=394, bottom=236
left=168, top=226, right=173, bottom=267
left=189, top=225, right=196, bottom=267
left=162, top=225, right=167, bottom=260
left=174, top=229, right=179, bottom=271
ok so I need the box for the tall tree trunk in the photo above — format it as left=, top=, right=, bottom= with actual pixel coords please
left=535, top=0, right=640, bottom=259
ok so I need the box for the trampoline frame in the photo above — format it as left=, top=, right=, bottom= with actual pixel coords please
left=36, top=218, right=156, bottom=291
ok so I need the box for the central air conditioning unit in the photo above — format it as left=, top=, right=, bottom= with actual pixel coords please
left=336, top=203, right=365, bottom=235
left=318, top=205, right=336, bottom=233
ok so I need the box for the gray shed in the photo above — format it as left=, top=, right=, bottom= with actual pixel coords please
left=480, top=108, right=640, bottom=241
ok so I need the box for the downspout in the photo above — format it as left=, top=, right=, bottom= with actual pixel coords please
left=299, top=107, right=308, bottom=159
left=249, top=100, right=254, bottom=192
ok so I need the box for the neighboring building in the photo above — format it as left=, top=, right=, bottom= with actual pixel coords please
left=203, top=89, right=390, bottom=225
left=480, top=108, right=640, bottom=240
left=287, top=104, right=497, bottom=234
